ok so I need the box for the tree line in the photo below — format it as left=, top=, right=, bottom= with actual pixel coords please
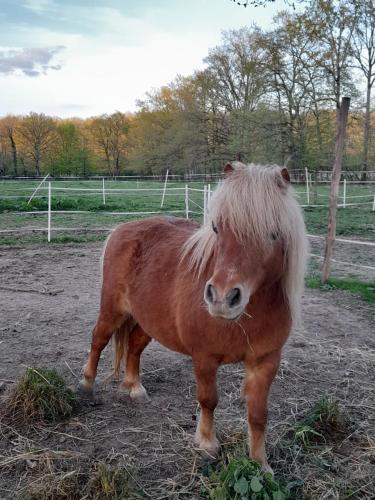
left=0, top=0, right=374, bottom=179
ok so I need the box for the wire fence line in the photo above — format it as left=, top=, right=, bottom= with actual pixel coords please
left=0, top=176, right=374, bottom=242
left=2, top=168, right=375, bottom=182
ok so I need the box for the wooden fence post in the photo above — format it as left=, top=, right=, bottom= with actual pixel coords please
left=321, top=97, right=350, bottom=283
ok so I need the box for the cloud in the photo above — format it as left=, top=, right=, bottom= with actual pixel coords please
left=0, top=46, right=64, bottom=77
left=22, top=0, right=54, bottom=14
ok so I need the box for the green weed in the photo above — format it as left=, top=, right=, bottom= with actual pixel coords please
left=1, top=367, right=76, bottom=425
left=207, top=453, right=292, bottom=500
left=293, top=397, right=345, bottom=448
left=88, top=463, right=141, bottom=500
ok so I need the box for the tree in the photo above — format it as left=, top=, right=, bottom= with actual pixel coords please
left=0, top=115, right=20, bottom=176
left=352, top=0, right=375, bottom=180
left=307, top=0, right=359, bottom=128
left=258, top=13, right=322, bottom=169
left=53, top=120, right=93, bottom=176
left=89, top=112, right=130, bottom=176
left=17, top=113, right=56, bottom=175
left=204, top=27, right=268, bottom=113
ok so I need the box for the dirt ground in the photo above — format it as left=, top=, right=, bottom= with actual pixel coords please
left=0, top=241, right=374, bottom=499
left=308, top=236, right=375, bottom=281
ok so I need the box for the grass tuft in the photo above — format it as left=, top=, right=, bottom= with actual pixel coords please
left=87, top=463, right=140, bottom=500
left=1, top=367, right=76, bottom=426
left=22, top=472, right=81, bottom=500
left=293, top=396, right=346, bottom=448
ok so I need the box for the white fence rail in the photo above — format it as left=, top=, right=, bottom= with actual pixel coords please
left=0, top=176, right=374, bottom=242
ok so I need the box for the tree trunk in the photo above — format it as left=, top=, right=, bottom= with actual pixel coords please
left=9, top=134, right=18, bottom=176
left=20, top=156, right=27, bottom=176
left=115, top=154, right=120, bottom=176
left=361, top=76, right=371, bottom=181
left=35, top=150, right=41, bottom=176
left=321, top=97, right=350, bottom=284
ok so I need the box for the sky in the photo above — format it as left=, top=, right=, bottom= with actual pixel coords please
left=0, top=0, right=286, bottom=118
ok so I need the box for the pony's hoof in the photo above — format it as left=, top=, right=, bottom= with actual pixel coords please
left=119, top=383, right=149, bottom=402
left=130, top=384, right=150, bottom=402
left=77, top=380, right=97, bottom=403
left=78, top=379, right=94, bottom=395
left=262, top=463, right=274, bottom=475
left=195, top=436, right=220, bottom=458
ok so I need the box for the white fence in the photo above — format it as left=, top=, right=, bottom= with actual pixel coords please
left=1, top=180, right=215, bottom=242
left=297, top=175, right=375, bottom=208
left=0, top=174, right=374, bottom=242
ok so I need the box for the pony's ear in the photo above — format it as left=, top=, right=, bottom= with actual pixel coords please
left=224, top=162, right=234, bottom=176
left=280, top=167, right=290, bottom=183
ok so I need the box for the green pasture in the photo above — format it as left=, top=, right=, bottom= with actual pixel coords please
left=0, top=178, right=373, bottom=240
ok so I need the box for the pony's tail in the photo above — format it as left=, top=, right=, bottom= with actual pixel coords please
left=113, top=317, right=136, bottom=380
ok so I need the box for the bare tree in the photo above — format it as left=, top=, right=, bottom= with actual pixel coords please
left=89, top=112, right=130, bottom=176
left=204, top=27, right=268, bottom=113
left=259, top=13, right=321, bottom=169
left=0, top=115, right=20, bottom=176
left=307, top=0, right=359, bottom=128
left=352, top=0, right=375, bottom=180
left=17, top=113, right=56, bottom=175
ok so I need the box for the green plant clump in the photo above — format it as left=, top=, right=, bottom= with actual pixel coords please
left=88, top=463, right=141, bottom=500
left=209, top=455, right=290, bottom=500
left=2, top=367, right=76, bottom=424
left=293, top=397, right=344, bottom=447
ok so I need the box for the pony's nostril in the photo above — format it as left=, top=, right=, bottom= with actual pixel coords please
left=206, top=284, right=215, bottom=304
left=226, top=288, right=241, bottom=308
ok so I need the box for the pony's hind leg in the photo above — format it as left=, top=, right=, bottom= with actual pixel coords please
left=81, top=311, right=126, bottom=393
left=119, top=325, right=151, bottom=401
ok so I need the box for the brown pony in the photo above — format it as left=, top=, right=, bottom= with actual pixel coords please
left=81, top=162, right=307, bottom=472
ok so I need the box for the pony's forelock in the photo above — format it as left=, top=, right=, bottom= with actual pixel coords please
left=182, top=163, right=308, bottom=327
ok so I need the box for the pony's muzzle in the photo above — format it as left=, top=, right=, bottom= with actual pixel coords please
left=204, top=282, right=248, bottom=320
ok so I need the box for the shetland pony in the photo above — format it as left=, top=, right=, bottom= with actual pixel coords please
left=81, top=162, right=307, bottom=472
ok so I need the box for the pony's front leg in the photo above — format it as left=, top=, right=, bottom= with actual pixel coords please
left=193, top=357, right=220, bottom=456
left=244, top=350, right=281, bottom=474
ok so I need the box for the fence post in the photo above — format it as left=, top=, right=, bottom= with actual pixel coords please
left=305, top=167, right=310, bottom=205
left=102, top=177, right=106, bottom=205
left=47, top=181, right=51, bottom=243
left=203, top=185, right=206, bottom=224
left=321, top=97, right=350, bottom=283
left=185, top=184, right=189, bottom=219
left=343, top=178, right=346, bottom=208
left=208, top=184, right=211, bottom=203
left=160, top=169, right=169, bottom=208
left=372, top=193, right=375, bottom=211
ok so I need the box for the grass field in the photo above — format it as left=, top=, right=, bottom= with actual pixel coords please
left=0, top=179, right=374, bottom=242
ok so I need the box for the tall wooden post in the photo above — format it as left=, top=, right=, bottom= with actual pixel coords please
left=321, top=97, right=350, bottom=283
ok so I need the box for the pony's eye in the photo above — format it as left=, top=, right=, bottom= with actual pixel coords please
left=212, top=222, right=218, bottom=234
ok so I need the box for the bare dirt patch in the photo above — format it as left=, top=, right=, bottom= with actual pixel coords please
left=0, top=242, right=374, bottom=498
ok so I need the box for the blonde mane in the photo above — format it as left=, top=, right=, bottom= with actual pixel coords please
left=182, top=162, right=308, bottom=326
